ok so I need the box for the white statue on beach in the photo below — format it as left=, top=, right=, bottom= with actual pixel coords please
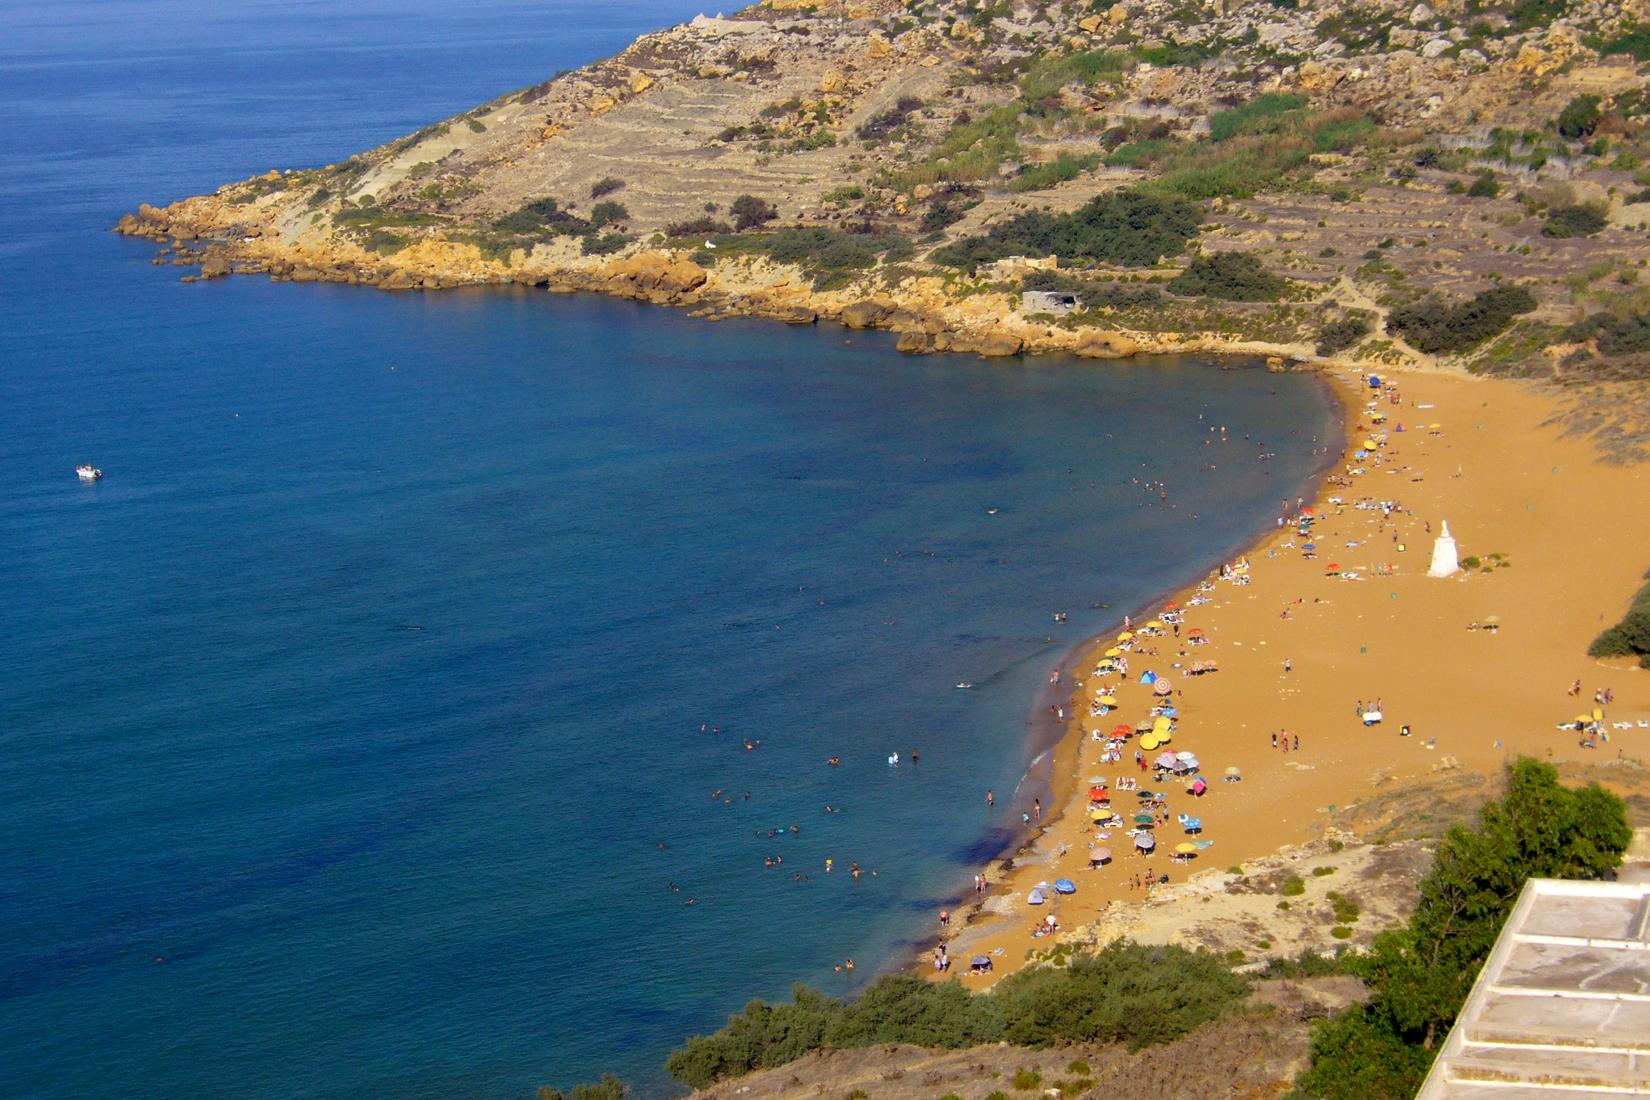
left=1428, top=520, right=1459, bottom=578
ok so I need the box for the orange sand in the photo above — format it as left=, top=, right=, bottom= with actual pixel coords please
left=933, top=368, right=1650, bottom=984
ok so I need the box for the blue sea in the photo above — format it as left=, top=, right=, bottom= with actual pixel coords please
left=0, top=3, right=1339, bottom=1096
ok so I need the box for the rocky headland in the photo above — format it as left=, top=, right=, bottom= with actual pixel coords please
left=120, top=0, right=1650, bottom=429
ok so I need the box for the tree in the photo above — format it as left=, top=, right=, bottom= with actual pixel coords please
left=589, top=200, right=628, bottom=228
left=731, top=194, right=779, bottom=231
left=1168, top=252, right=1286, bottom=301
left=1294, top=759, right=1630, bottom=1099
left=1557, top=94, right=1602, bottom=140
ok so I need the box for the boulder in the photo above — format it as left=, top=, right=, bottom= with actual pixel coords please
left=975, top=332, right=1024, bottom=358
left=1420, top=38, right=1451, bottom=58
left=602, top=252, right=707, bottom=298
left=839, top=300, right=894, bottom=329
left=896, top=331, right=934, bottom=354
left=778, top=306, right=818, bottom=325
left=1074, top=331, right=1140, bottom=359
left=199, top=253, right=230, bottom=279
left=1409, top=2, right=1434, bottom=23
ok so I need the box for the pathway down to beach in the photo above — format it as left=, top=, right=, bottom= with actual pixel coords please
left=938, top=369, right=1650, bottom=982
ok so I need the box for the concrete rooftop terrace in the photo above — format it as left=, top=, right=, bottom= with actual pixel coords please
left=1418, top=878, right=1650, bottom=1098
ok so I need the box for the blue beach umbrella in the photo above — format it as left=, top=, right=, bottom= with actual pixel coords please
left=1054, top=878, right=1076, bottom=894
left=1139, top=671, right=1157, bottom=684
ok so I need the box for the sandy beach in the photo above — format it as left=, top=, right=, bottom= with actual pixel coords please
left=932, top=367, right=1650, bottom=984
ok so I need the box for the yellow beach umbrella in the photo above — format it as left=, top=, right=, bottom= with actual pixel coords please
left=1104, top=648, right=1122, bottom=657
left=1362, top=438, right=1378, bottom=450
left=1155, top=731, right=1171, bottom=744
left=1176, top=842, right=1197, bottom=853
left=1144, top=619, right=1164, bottom=629
left=1116, top=632, right=1134, bottom=642
left=1098, top=695, right=1118, bottom=707
left=1152, top=716, right=1172, bottom=732
left=1140, top=735, right=1160, bottom=750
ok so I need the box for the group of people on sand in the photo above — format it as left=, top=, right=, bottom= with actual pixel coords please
left=1270, top=730, right=1300, bottom=753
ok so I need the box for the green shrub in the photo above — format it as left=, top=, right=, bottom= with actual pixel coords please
left=666, top=942, right=1247, bottom=1089
left=822, top=184, right=866, bottom=207
left=1327, top=891, right=1361, bottom=924
left=494, top=197, right=591, bottom=239
left=664, top=216, right=733, bottom=238
left=1012, top=1067, right=1042, bottom=1090
left=1460, top=555, right=1481, bottom=569
left=994, top=941, right=1248, bottom=1050
left=1331, top=926, right=1355, bottom=939
left=856, top=95, right=924, bottom=140
left=1009, top=153, right=1101, bottom=192
left=1541, top=203, right=1608, bottom=238
left=1313, top=866, right=1337, bottom=877
left=1067, top=1059, right=1091, bottom=1074
left=1260, top=950, right=1347, bottom=979
left=1281, top=874, right=1306, bottom=896
left=986, top=1092, right=1010, bottom=1100
left=931, top=190, right=1202, bottom=270
left=580, top=232, right=629, bottom=256
left=1557, top=94, right=1603, bottom=140
left=731, top=195, right=779, bottom=231
left=1209, top=93, right=1308, bottom=141
left=1597, top=24, right=1650, bottom=61
left=1467, top=173, right=1500, bottom=198
left=1386, top=285, right=1537, bottom=354
left=1317, top=313, right=1372, bottom=355
left=1587, top=578, right=1650, bottom=663
left=536, top=1074, right=627, bottom=1100
left=590, top=177, right=624, bottom=198
left=589, top=201, right=628, bottom=229
left=1169, top=252, right=1286, bottom=301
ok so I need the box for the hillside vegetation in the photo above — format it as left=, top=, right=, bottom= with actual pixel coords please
left=120, top=0, right=1650, bottom=406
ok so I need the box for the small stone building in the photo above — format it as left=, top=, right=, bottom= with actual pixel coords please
left=1021, top=290, right=1081, bottom=316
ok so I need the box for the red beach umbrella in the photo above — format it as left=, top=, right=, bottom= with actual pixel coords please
left=1111, top=723, right=1133, bottom=738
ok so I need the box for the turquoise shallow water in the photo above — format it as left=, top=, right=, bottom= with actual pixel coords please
left=0, top=3, right=1339, bottom=1097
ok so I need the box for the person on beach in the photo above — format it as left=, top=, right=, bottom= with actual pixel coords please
left=1271, top=732, right=1278, bottom=748
left=1033, top=798, right=1042, bottom=822
left=939, top=908, right=950, bottom=927
left=986, top=789, right=994, bottom=808
left=1293, top=733, right=1299, bottom=751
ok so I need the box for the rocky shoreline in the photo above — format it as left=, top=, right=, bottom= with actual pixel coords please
left=117, top=199, right=1334, bottom=369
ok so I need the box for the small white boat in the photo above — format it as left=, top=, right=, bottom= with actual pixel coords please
left=76, top=465, right=103, bottom=481
left=955, top=682, right=974, bottom=690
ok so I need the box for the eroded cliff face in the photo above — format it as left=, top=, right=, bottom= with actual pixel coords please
left=119, top=0, right=1650, bottom=373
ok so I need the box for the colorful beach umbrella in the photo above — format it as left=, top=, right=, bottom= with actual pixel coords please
left=1135, top=835, right=1155, bottom=850
left=1176, top=842, right=1197, bottom=854
left=1153, top=680, right=1173, bottom=696
left=1111, top=723, right=1134, bottom=737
